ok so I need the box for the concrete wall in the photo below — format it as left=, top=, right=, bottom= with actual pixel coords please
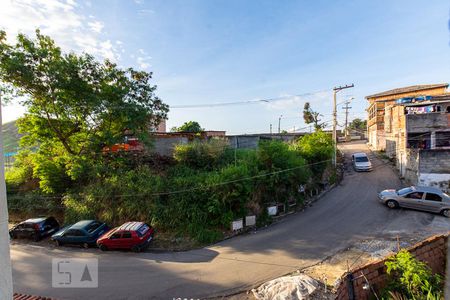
left=227, top=136, right=260, bottom=149
left=226, top=133, right=306, bottom=149
left=336, top=234, right=447, bottom=300
left=401, top=149, right=419, bottom=182
left=407, top=112, right=449, bottom=133
left=418, top=149, right=450, bottom=193
left=151, top=136, right=188, bottom=156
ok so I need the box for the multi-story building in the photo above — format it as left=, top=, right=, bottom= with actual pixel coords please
left=366, top=83, right=448, bottom=151
left=366, top=84, right=450, bottom=192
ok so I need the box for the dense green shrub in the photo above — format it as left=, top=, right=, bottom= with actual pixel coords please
left=173, top=138, right=230, bottom=169
left=383, top=250, right=443, bottom=300
left=5, top=150, right=35, bottom=191
left=293, top=131, right=333, bottom=176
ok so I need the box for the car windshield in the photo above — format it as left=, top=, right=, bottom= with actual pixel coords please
left=355, top=156, right=369, bottom=162
left=397, top=187, right=414, bottom=195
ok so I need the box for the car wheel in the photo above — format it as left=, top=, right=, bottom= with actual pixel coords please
left=82, top=243, right=90, bottom=249
left=386, top=200, right=398, bottom=209
left=132, top=245, right=141, bottom=253
left=99, top=244, right=108, bottom=251
left=441, top=209, right=450, bottom=218
left=54, top=240, right=61, bottom=247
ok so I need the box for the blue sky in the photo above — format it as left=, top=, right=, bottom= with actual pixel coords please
left=1, top=0, right=449, bottom=133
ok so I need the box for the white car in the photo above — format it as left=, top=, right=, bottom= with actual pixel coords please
left=351, top=152, right=372, bottom=172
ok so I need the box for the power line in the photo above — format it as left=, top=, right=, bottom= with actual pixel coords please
left=169, top=89, right=331, bottom=109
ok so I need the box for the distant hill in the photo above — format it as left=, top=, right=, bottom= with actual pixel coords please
left=2, top=120, right=21, bottom=154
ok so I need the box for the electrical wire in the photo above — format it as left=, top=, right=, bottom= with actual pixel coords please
left=169, top=89, right=331, bottom=109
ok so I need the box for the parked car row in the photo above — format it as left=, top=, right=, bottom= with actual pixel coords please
left=9, top=218, right=154, bottom=252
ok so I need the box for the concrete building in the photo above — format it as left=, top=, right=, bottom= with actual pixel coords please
left=366, top=84, right=450, bottom=192
left=366, top=83, right=448, bottom=151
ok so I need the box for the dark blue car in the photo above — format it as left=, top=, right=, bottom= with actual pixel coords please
left=10, top=217, right=60, bottom=242
left=52, top=220, right=109, bottom=248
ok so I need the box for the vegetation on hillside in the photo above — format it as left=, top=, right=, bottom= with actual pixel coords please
left=2, top=30, right=336, bottom=245
left=2, top=120, right=20, bottom=154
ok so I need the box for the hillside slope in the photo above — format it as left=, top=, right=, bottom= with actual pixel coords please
left=2, top=120, right=20, bottom=154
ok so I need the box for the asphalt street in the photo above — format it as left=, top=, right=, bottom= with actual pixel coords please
left=10, top=141, right=450, bottom=299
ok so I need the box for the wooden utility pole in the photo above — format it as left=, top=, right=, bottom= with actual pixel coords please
left=333, top=84, right=354, bottom=166
left=0, top=92, right=13, bottom=300
left=342, top=100, right=352, bottom=140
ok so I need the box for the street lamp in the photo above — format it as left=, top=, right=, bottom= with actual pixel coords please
left=278, top=114, right=283, bottom=134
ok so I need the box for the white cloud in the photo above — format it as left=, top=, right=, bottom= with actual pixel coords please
left=88, top=20, right=104, bottom=34
left=0, top=0, right=119, bottom=61
left=138, top=9, right=154, bottom=16
left=263, top=91, right=331, bottom=111
left=136, top=48, right=152, bottom=69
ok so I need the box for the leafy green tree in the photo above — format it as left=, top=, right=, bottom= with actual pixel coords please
left=0, top=29, right=169, bottom=156
left=303, top=102, right=324, bottom=131
left=0, top=29, right=168, bottom=193
left=348, top=118, right=367, bottom=131
left=175, top=121, right=203, bottom=133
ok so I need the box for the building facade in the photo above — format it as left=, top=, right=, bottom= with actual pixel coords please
left=366, top=84, right=448, bottom=151
left=366, top=84, right=450, bottom=192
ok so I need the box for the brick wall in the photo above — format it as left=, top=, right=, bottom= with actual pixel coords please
left=336, top=234, right=448, bottom=300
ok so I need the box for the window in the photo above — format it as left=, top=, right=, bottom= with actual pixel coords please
left=436, top=132, right=450, bottom=148
left=86, top=222, right=101, bottom=233
left=425, top=193, right=442, bottom=202
left=122, top=232, right=132, bottom=239
left=110, top=232, right=122, bottom=239
left=397, top=187, right=413, bottom=195
left=137, top=224, right=150, bottom=237
left=66, top=229, right=85, bottom=237
left=355, top=156, right=369, bottom=162
left=405, top=192, right=424, bottom=199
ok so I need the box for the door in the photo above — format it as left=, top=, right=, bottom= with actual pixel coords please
left=400, top=191, right=424, bottom=209
left=420, top=193, right=444, bottom=213
left=108, top=232, right=123, bottom=249
left=121, top=231, right=133, bottom=248
left=64, top=229, right=86, bottom=244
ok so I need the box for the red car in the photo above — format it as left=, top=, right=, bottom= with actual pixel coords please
left=97, top=222, right=154, bottom=252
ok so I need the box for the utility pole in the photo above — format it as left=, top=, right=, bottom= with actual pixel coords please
left=270, top=123, right=272, bottom=134
left=333, top=84, right=354, bottom=166
left=342, top=98, right=353, bottom=140
left=0, top=92, right=13, bottom=300
left=278, top=115, right=282, bottom=134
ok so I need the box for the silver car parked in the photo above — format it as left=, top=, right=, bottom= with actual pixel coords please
left=378, top=186, right=450, bottom=217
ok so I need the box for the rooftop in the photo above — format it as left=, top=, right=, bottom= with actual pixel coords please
left=118, top=221, right=145, bottom=231
left=365, top=83, right=448, bottom=99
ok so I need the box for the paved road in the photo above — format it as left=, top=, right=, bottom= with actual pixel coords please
left=10, top=141, right=450, bottom=299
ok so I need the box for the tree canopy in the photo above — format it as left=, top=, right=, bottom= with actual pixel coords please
left=348, top=118, right=367, bottom=131
left=303, top=102, right=324, bottom=131
left=173, top=121, right=203, bottom=133
left=0, top=29, right=169, bottom=156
